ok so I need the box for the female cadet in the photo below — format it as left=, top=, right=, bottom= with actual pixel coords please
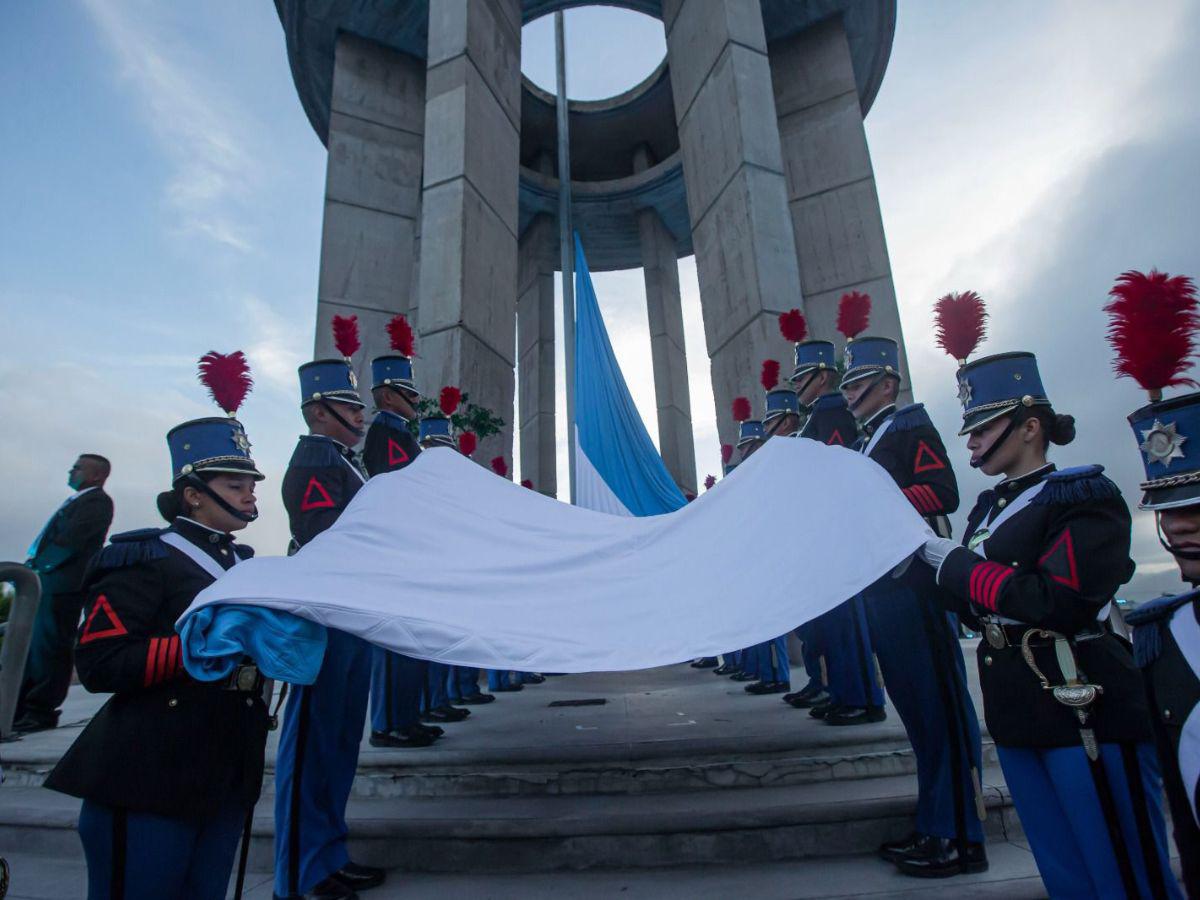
left=917, top=293, right=1179, bottom=899
left=45, top=352, right=270, bottom=900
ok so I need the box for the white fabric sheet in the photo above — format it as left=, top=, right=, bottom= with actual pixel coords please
left=182, top=437, right=933, bottom=673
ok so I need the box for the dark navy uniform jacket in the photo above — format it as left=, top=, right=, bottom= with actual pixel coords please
left=281, top=434, right=366, bottom=548
left=44, top=518, right=268, bottom=818
left=859, top=403, right=960, bottom=529
left=797, top=393, right=856, bottom=448
left=936, top=464, right=1151, bottom=748
left=362, top=411, right=421, bottom=478
left=28, top=487, right=114, bottom=594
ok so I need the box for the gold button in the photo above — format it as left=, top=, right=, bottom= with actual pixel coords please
left=998, top=498, right=1007, bottom=508
left=983, top=655, right=993, bottom=666
left=1164, top=708, right=1173, bottom=720
left=246, top=698, right=254, bottom=707
left=168, top=698, right=179, bottom=708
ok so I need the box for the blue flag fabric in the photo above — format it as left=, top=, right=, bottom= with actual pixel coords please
left=573, top=233, right=687, bottom=516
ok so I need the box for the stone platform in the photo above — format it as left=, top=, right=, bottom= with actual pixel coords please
left=0, top=646, right=1053, bottom=897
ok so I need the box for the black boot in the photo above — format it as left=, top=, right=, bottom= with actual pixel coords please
left=823, top=705, right=886, bottom=726
left=893, top=835, right=988, bottom=878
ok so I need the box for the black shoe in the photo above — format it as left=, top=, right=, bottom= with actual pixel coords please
left=879, top=831, right=924, bottom=863
left=522, top=673, right=546, bottom=684
left=457, top=692, right=495, bottom=704
left=690, top=657, right=719, bottom=669
left=824, top=705, right=886, bottom=726
left=12, top=715, right=57, bottom=735
left=336, top=861, right=386, bottom=890
left=416, top=723, right=444, bottom=738
left=745, top=681, right=790, bottom=695
left=730, top=671, right=757, bottom=682
left=809, top=702, right=835, bottom=719
left=369, top=730, right=434, bottom=748
left=786, top=688, right=830, bottom=709
left=424, top=705, right=469, bottom=722
left=713, top=664, right=739, bottom=676
left=304, top=874, right=359, bottom=899
left=782, top=682, right=821, bottom=704
left=894, top=836, right=988, bottom=878
left=493, top=683, right=524, bottom=692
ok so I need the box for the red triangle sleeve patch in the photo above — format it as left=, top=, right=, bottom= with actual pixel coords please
left=1038, top=528, right=1081, bottom=591
left=300, top=476, right=335, bottom=511
left=826, top=429, right=845, bottom=446
left=913, top=440, right=947, bottom=473
left=80, top=594, right=129, bottom=644
left=387, top=438, right=410, bottom=466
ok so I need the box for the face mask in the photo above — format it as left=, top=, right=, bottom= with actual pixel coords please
left=68, top=473, right=83, bottom=490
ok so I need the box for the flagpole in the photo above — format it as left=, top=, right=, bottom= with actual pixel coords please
left=555, top=10, right=577, bottom=505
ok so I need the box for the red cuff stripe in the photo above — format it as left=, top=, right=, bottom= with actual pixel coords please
left=969, top=564, right=987, bottom=605
left=158, top=638, right=170, bottom=684
left=166, top=636, right=178, bottom=676
left=977, top=566, right=1004, bottom=611
left=904, top=486, right=930, bottom=513
left=144, top=638, right=159, bottom=686
left=969, top=561, right=1016, bottom=612
left=988, top=566, right=1015, bottom=608
left=918, top=484, right=943, bottom=513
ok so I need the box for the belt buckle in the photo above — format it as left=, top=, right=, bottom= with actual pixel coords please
left=984, top=621, right=1007, bottom=650
left=234, top=665, right=258, bottom=692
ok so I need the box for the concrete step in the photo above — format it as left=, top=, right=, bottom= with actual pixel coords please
left=1, top=767, right=1020, bottom=874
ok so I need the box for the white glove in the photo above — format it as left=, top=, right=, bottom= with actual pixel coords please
left=919, top=537, right=960, bottom=572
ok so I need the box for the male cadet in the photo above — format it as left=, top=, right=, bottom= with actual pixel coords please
left=836, top=292, right=986, bottom=877
left=275, top=315, right=386, bottom=900
left=777, top=309, right=885, bottom=725
left=363, top=315, right=444, bottom=749
left=14, top=454, right=114, bottom=733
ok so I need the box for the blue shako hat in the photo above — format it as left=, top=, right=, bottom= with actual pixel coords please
left=1128, top=392, right=1200, bottom=510
left=168, top=417, right=263, bottom=483
left=722, top=461, right=738, bottom=476
left=737, top=419, right=766, bottom=448
left=791, top=341, right=837, bottom=382
left=372, top=314, right=419, bottom=394
left=955, top=351, right=1050, bottom=435
left=839, top=336, right=900, bottom=388
left=299, top=359, right=364, bottom=408
left=418, top=415, right=454, bottom=447
left=764, top=388, right=800, bottom=423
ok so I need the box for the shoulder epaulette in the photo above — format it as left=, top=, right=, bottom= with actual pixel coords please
left=373, top=410, right=411, bottom=431
left=1031, top=465, right=1121, bottom=506
left=289, top=434, right=342, bottom=468
left=889, top=403, right=931, bottom=432
left=233, top=544, right=255, bottom=561
left=812, top=393, right=847, bottom=411
left=94, top=528, right=168, bottom=570
left=1126, top=589, right=1200, bottom=667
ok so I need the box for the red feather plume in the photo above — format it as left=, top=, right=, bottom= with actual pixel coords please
left=778, top=309, right=808, bottom=344
left=197, top=351, right=253, bottom=415
left=836, top=292, right=871, bottom=340
left=732, top=396, right=752, bottom=422
left=760, top=359, right=780, bottom=392
left=331, top=314, right=360, bottom=359
left=490, top=456, right=508, bottom=477
left=720, top=443, right=733, bottom=464
left=521, top=479, right=534, bottom=489
left=439, top=385, right=462, bottom=416
left=458, top=432, right=478, bottom=457
left=704, top=474, right=717, bottom=490
left=1106, top=269, right=1200, bottom=399
left=386, top=314, right=415, bottom=357
left=933, top=291, right=988, bottom=363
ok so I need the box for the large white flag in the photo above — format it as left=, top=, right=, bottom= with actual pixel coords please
left=179, top=437, right=931, bottom=677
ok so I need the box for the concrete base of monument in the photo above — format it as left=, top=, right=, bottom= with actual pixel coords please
left=2, top=641, right=1044, bottom=894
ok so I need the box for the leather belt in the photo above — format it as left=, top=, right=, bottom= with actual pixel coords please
left=981, top=619, right=1104, bottom=650
left=222, top=664, right=263, bottom=693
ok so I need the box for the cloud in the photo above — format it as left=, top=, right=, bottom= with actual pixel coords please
left=81, top=0, right=259, bottom=252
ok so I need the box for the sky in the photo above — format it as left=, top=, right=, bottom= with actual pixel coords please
left=2, top=2, right=1198, bottom=601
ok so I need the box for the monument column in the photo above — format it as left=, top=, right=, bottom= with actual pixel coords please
left=517, top=214, right=558, bottom=496
left=662, top=0, right=805, bottom=448
left=634, top=149, right=696, bottom=495
left=769, top=18, right=911, bottom=402
left=416, top=0, right=523, bottom=464
left=313, top=34, right=426, bottom=385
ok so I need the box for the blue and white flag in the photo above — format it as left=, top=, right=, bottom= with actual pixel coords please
left=573, top=234, right=687, bottom=516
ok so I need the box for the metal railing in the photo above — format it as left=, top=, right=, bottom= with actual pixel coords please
left=0, top=563, right=41, bottom=740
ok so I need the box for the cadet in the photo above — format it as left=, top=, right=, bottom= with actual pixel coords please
left=836, top=291, right=986, bottom=877
left=1110, top=270, right=1200, bottom=897
left=777, top=309, right=884, bottom=724
left=919, top=288, right=1178, bottom=896
left=274, top=317, right=385, bottom=900
left=45, top=352, right=269, bottom=900
left=363, top=315, right=445, bottom=749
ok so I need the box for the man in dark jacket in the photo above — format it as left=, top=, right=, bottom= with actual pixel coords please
left=14, top=454, right=114, bottom=733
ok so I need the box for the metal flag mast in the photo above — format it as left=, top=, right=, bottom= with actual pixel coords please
left=555, top=10, right=577, bottom=504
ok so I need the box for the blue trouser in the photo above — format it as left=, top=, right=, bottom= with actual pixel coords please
left=862, top=574, right=984, bottom=842
left=998, top=742, right=1181, bottom=899
left=424, top=661, right=449, bottom=711
left=795, top=621, right=822, bottom=690
left=745, top=636, right=790, bottom=684
left=820, top=597, right=884, bottom=708
left=78, top=799, right=245, bottom=900
left=447, top=666, right=479, bottom=700
left=488, top=669, right=514, bottom=690
left=273, top=627, right=372, bottom=897
left=369, top=648, right=425, bottom=734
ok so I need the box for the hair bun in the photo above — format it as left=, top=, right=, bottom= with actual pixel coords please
left=156, top=490, right=182, bottom=523
left=1050, top=413, right=1076, bottom=446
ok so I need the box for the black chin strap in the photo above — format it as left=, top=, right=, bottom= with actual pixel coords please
left=1156, top=512, right=1200, bottom=560
left=183, top=473, right=258, bottom=523
left=849, top=373, right=889, bottom=417
left=970, top=416, right=1020, bottom=469
left=321, top=399, right=364, bottom=439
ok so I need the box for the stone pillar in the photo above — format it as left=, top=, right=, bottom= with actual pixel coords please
left=663, top=0, right=805, bottom=449
left=769, top=18, right=911, bottom=403
left=517, top=214, right=558, bottom=495
left=635, top=148, right=697, bottom=494
left=314, top=34, right=426, bottom=389
left=415, top=0, right=522, bottom=465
